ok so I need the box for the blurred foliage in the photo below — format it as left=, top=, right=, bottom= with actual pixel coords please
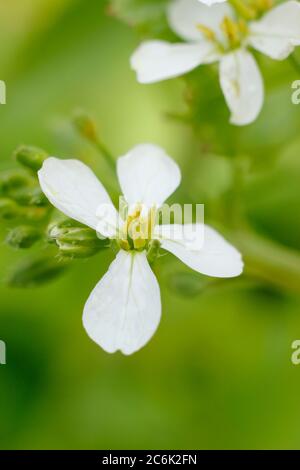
left=1, top=0, right=300, bottom=451
left=6, top=251, right=70, bottom=288
left=109, top=0, right=170, bottom=37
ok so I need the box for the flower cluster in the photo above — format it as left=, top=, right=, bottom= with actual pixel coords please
left=35, top=0, right=300, bottom=355
left=7, top=1, right=298, bottom=356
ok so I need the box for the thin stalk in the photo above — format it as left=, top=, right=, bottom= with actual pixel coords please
left=231, top=228, right=300, bottom=294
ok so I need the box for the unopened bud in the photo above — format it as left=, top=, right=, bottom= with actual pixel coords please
left=73, top=110, right=98, bottom=143
left=72, top=111, right=116, bottom=171
left=12, top=186, right=48, bottom=207
left=14, top=145, right=48, bottom=172
left=0, top=170, right=32, bottom=194
left=7, top=253, right=70, bottom=288
left=168, top=271, right=208, bottom=297
left=6, top=226, right=41, bottom=249
left=49, top=222, right=108, bottom=258
left=0, top=198, right=21, bottom=220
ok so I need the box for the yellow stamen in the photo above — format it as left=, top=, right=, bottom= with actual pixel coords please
left=197, top=24, right=216, bottom=42
left=221, top=16, right=241, bottom=48
left=118, top=205, right=157, bottom=252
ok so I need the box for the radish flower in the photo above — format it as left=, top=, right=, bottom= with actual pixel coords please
left=38, top=144, right=243, bottom=355
left=131, top=0, right=300, bottom=125
left=199, top=0, right=226, bottom=4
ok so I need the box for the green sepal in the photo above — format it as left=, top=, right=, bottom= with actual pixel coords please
left=48, top=219, right=109, bottom=259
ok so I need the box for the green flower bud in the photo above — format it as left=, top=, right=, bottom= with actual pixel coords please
left=7, top=253, right=70, bottom=288
left=12, top=186, right=48, bottom=207
left=14, top=145, right=48, bottom=172
left=167, top=271, right=208, bottom=298
left=6, top=226, right=41, bottom=249
left=0, top=169, right=32, bottom=195
left=48, top=217, right=82, bottom=231
left=48, top=222, right=109, bottom=258
left=0, top=198, right=21, bottom=220
left=73, top=110, right=98, bottom=143
left=72, top=110, right=116, bottom=171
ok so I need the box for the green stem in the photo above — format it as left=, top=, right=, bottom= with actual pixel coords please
left=289, top=53, right=300, bottom=74
left=231, top=229, right=300, bottom=294
left=147, top=240, right=160, bottom=265
left=93, top=138, right=116, bottom=171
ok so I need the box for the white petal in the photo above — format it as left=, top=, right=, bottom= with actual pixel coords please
left=168, top=0, right=233, bottom=42
left=117, top=144, right=181, bottom=207
left=219, top=49, right=264, bottom=126
left=198, top=0, right=226, bottom=4
left=83, top=251, right=161, bottom=355
left=96, top=203, right=120, bottom=239
left=249, top=1, right=300, bottom=60
left=131, top=40, right=219, bottom=84
left=155, top=224, right=243, bottom=278
left=38, top=158, right=117, bottom=233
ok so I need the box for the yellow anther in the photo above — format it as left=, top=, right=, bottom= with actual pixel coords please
left=118, top=205, right=157, bottom=252
left=197, top=24, right=216, bottom=42
left=221, top=16, right=241, bottom=48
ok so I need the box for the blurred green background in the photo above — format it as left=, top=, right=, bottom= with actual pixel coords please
left=1, top=0, right=300, bottom=450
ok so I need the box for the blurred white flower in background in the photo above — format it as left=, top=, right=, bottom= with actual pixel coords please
left=38, top=144, right=243, bottom=355
left=131, top=0, right=300, bottom=125
left=199, top=0, right=226, bottom=4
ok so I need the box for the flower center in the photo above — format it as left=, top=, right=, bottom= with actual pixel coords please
left=118, top=205, right=157, bottom=252
left=197, top=0, right=273, bottom=53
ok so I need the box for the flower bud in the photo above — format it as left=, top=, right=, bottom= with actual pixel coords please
left=0, top=198, right=21, bottom=220
left=7, top=253, right=70, bottom=288
left=0, top=170, right=32, bottom=195
left=12, top=186, right=48, bottom=207
left=73, top=110, right=98, bottom=143
left=72, top=110, right=116, bottom=171
left=167, top=271, right=208, bottom=298
left=6, top=226, right=41, bottom=249
left=49, top=222, right=109, bottom=258
left=14, top=145, right=48, bottom=171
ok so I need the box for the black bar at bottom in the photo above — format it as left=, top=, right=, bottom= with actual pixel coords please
left=0, top=449, right=295, bottom=466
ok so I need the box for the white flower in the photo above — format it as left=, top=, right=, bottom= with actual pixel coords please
left=199, top=0, right=226, bottom=4
left=131, top=0, right=300, bottom=125
left=38, top=144, right=243, bottom=355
